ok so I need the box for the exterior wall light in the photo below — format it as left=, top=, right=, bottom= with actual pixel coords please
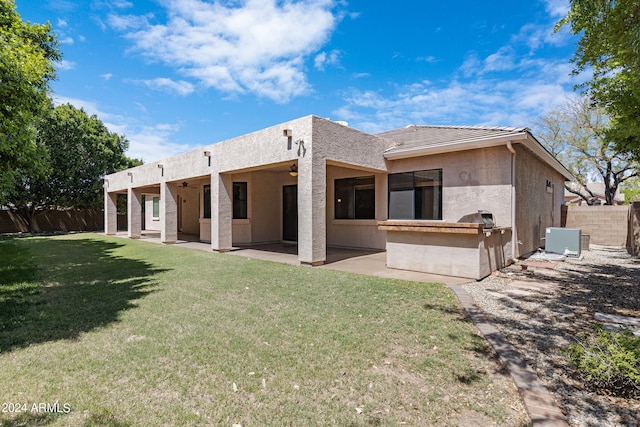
left=283, top=129, right=292, bottom=137
left=289, top=164, right=298, bottom=177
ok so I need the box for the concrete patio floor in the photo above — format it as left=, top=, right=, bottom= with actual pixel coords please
left=114, top=231, right=471, bottom=285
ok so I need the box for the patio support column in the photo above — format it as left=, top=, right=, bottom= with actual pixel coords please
left=211, top=172, right=233, bottom=252
left=161, top=181, right=178, bottom=243
left=104, top=190, right=118, bottom=235
left=127, top=187, right=142, bottom=238
left=297, top=156, right=326, bottom=265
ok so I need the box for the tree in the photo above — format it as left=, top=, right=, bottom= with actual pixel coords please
left=8, top=104, right=142, bottom=230
left=620, top=176, right=640, bottom=204
left=0, top=0, right=60, bottom=201
left=535, top=96, right=638, bottom=205
left=557, top=0, right=640, bottom=156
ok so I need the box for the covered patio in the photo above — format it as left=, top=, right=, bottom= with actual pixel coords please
left=112, top=231, right=470, bottom=285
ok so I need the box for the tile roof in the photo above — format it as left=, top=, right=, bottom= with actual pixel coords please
left=376, top=125, right=530, bottom=152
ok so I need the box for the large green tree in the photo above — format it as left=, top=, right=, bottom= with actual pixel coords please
left=9, top=104, right=142, bottom=230
left=557, top=0, right=640, bottom=155
left=535, top=95, right=638, bottom=205
left=0, top=0, right=59, bottom=200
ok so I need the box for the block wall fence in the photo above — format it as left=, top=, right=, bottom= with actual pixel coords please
left=561, top=203, right=639, bottom=250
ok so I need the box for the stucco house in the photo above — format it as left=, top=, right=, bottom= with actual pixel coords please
left=104, top=115, right=573, bottom=280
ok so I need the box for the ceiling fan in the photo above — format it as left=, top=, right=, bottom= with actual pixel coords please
left=181, top=181, right=198, bottom=189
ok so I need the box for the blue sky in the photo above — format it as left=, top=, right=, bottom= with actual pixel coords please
left=16, top=0, right=582, bottom=162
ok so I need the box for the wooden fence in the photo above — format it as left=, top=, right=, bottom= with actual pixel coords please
left=0, top=209, right=103, bottom=233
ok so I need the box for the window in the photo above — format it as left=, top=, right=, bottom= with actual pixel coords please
left=203, top=185, right=211, bottom=219
left=388, top=169, right=442, bottom=220
left=233, top=182, right=248, bottom=219
left=335, top=176, right=375, bottom=219
left=152, top=197, right=160, bottom=219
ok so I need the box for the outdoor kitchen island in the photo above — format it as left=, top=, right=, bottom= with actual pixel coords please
left=378, top=221, right=513, bottom=280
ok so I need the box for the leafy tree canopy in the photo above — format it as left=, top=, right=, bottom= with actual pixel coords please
left=557, top=0, right=640, bottom=156
left=9, top=104, right=142, bottom=230
left=535, top=95, right=638, bottom=205
left=0, top=0, right=60, bottom=199
left=620, top=176, right=640, bottom=204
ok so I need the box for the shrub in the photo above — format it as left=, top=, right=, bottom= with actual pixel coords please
left=563, top=325, right=640, bottom=398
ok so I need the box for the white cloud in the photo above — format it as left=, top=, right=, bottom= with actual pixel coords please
left=140, top=78, right=195, bottom=96
left=93, top=0, right=134, bottom=10
left=101, top=73, right=113, bottom=80
left=314, top=50, right=340, bottom=70
left=417, top=56, right=438, bottom=63
left=351, top=72, right=370, bottom=79
left=334, top=45, right=579, bottom=133
left=543, top=0, right=570, bottom=18
left=57, top=60, right=76, bottom=70
left=123, top=124, right=190, bottom=162
left=52, top=95, right=189, bottom=162
left=482, top=46, right=517, bottom=73
left=109, top=0, right=339, bottom=103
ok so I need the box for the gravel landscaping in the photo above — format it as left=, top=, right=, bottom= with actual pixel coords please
left=462, top=245, right=640, bottom=427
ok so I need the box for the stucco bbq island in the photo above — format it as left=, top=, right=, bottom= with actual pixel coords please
left=104, top=115, right=574, bottom=280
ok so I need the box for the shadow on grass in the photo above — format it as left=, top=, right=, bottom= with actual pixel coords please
left=0, top=410, right=131, bottom=427
left=0, top=411, right=62, bottom=427
left=0, top=236, right=167, bottom=352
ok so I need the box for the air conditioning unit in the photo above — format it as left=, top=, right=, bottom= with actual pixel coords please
left=545, top=227, right=581, bottom=257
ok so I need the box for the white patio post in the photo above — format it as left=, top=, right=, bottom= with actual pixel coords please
left=297, top=155, right=326, bottom=265
left=127, top=187, right=142, bottom=239
left=160, top=181, right=178, bottom=243
left=104, top=189, right=118, bottom=235
left=211, top=172, right=232, bottom=252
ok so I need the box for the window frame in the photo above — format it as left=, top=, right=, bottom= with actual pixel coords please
left=233, top=182, right=248, bottom=219
left=203, top=185, right=211, bottom=219
left=388, top=169, right=442, bottom=220
left=152, top=196, right=160, bottom=219
left=334, top=175, right=376, bottom=220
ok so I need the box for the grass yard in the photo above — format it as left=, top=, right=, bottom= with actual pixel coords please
left=0, top=233, right=527, bottom=426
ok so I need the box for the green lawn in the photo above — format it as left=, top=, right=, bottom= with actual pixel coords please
left=0, top=233, right=525, bottom=426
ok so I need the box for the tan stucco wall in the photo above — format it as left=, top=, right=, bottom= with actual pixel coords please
left=387, top=145, right=513, bottom=227
left=105, top=115, right=570, bottom=268
left=143, top=193, right=160, bottom=231
left=515, top=145, right=566, bottom=256
left=178, top=185, right=200, bottom=235
left=247, top=171, right=279, bottom=244
left=105, top=116, right=392, bottom=262
left=104, top=116, right=315, bottom=194
left=325, top=165, right=387, bottom=250
left=385, top=228, right=512, bottom=280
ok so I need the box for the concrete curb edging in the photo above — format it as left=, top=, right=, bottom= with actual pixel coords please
left=448, top=284, right=570, bottom=427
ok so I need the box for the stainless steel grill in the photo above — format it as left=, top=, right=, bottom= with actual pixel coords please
left=457, top=210, right=495, bottom=228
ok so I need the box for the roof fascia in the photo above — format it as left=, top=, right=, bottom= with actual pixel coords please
left=382, top=132, right=529, bottom=159
left=382, top=131, right=577, bottom=182
left=522, top=133, right=576, bottom=181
